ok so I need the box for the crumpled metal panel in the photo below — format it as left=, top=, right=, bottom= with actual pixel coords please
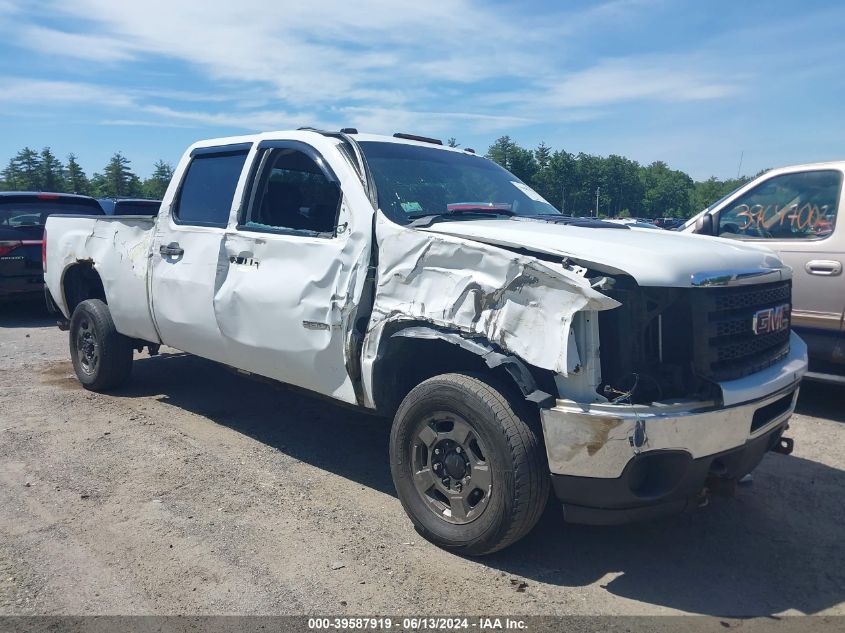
left=361, top=216, right=620, bottom=407
left=45, top=215, right=160, bottom=342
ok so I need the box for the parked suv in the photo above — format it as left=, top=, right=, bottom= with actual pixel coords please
left=1, top=192, right=103, bottom=301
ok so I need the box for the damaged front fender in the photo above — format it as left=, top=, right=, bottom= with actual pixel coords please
left=361, top=217, right=620, bottom=407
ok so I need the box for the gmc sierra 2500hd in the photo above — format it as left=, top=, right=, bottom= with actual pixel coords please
left=44, top=129, right=807, bottom=554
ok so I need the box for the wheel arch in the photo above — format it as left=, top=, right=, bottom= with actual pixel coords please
left=61, top=261, right=107, bottom=316
left=370, top=323, right=556, bottom=416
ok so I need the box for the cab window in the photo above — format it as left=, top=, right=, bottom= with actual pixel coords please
left=717, top=170, right=841, bottom=240
left=174, top=149, right=249, bottom=227
left=241, top=147, right=341, bottom=236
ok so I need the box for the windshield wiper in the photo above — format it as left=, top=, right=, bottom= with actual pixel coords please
left=407, top=207, right=515, bottom=227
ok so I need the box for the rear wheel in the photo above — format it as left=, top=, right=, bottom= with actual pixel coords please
left=69, top=299, right=133, bottom=391
left=390, top=373, right=549, bottom=555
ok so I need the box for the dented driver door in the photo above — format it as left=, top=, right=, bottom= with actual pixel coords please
left=212, top=140, right=371, bottom=404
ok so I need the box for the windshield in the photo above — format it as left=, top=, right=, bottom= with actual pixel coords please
left=359, top=141, right=560, bottom=224
left=0, top=197, right=103, bottom=227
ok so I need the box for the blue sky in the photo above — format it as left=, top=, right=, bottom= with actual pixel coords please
left=0, top=0, right=843, bottom=180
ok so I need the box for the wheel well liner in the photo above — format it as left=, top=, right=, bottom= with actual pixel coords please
left=62, top=262, right=106, bottom=315
left=371, top=324, right=555, bottom=415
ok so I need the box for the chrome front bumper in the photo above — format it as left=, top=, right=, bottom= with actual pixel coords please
left=541, top=332, right=808, bottom=479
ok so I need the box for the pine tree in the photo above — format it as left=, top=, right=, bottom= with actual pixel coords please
left=1, top=157, right=22, bottom=190
left=39, top=147, right=65, bottom=192
left=95, top=152, right=142, bottom=197
left=10, top=147, right=43, bottom=191
left=142, top=160, right=174, bottom=199
left=486, top=136, right=537, bottom=184
left=65, top=154, right=91, bottom=195
left=535, top=142, right=551, bottom=171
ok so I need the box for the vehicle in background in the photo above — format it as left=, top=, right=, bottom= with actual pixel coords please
left=604, top=219, right=662, bottom=229
left=654, top=217, right=686, bottom=230
left=682, top=162, right=845, bottom=384
left=45, top=129, right=806, bottom=554
left=98, top=198, right=161, bottom=216
left=1, top=192, right=103, bottom=301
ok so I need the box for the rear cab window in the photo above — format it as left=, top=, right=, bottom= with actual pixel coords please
left=717, top=170, right=842, bottom=240
left=112, top=200, right=161, bottom=216
left=173, top=146, right=250, bottom=227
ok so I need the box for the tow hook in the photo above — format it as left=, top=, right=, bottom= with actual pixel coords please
left=772, top=436, right=794, bottom=455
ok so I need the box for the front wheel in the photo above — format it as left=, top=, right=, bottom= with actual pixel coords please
left=69, top=299, right=133, bottom=391
left=389, top=373, right=549, bottom=555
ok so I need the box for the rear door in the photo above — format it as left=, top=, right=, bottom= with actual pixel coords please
left=211, top=139, right=371, bottom=404
left=149, top=144, right=251, bottom=360
left=712, top=169, right=845, bottom=357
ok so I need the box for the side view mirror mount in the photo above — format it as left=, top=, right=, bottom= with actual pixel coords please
left=696, top=212, right=715, bottom=236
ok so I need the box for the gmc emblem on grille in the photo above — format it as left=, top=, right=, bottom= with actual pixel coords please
left=752, top=304, right=790, bottom=336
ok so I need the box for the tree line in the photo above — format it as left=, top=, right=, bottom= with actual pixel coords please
left=0, top=147, right=174, bottom=200
left=0, top=139, right=759, bottom=217
left=480, top=136, right=759, bottom=218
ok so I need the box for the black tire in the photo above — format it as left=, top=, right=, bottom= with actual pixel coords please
left=390, top=372, right=549, bottom=555
left=68, top=299, right=133, bottom=391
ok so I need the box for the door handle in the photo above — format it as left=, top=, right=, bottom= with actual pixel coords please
left=805, top=260, right=842, bottom=276
left=159, top=242, right=184, bottom=258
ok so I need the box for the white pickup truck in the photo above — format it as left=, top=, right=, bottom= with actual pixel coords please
left=44, top=129, right=807, bottom=554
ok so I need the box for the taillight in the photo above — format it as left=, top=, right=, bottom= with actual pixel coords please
left=0, top=240, right=23, bottom=257
left=42, top=228, right=47, bottom=273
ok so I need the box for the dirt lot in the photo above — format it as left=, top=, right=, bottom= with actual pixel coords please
left=1, top=301, right=843, bottom=617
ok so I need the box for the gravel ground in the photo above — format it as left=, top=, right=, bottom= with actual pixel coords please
left=1, top=301, right=843, bottom=616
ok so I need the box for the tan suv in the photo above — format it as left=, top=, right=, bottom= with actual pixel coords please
left=684, top=162, right=844, bottom=383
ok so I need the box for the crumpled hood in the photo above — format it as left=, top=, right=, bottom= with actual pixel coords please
left=420, top=219, right=787, bottom=287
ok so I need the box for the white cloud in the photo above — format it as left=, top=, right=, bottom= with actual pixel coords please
left=1, top=0, right=746, bottom=137
left=0, top=77, right=133, bottom=107
left=19, top=0, right=737, bottom=114
left=540, top=57, right=739, bottom=109
left=16, top=26, right=136, bottom=62
left=0, top=76, right=309, bottom=131
left=99, top=119, right=194, bottom=128
left=139, top=104, right=316, bottom=130
left=337, top=106, right=536, bottom=137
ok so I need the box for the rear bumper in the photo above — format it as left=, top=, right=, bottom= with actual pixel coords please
left=0, top=276, right=44, bottom=300
left=0, top=248, right=44, bottom=299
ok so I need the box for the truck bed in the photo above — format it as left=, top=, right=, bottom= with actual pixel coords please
left=44, top=214, right=160, bottom=343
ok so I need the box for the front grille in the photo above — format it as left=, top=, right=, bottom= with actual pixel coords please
left=690, top=281, right=791, bottom=382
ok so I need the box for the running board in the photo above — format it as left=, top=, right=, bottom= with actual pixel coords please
left=804, top=371, right=845, bottom=386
